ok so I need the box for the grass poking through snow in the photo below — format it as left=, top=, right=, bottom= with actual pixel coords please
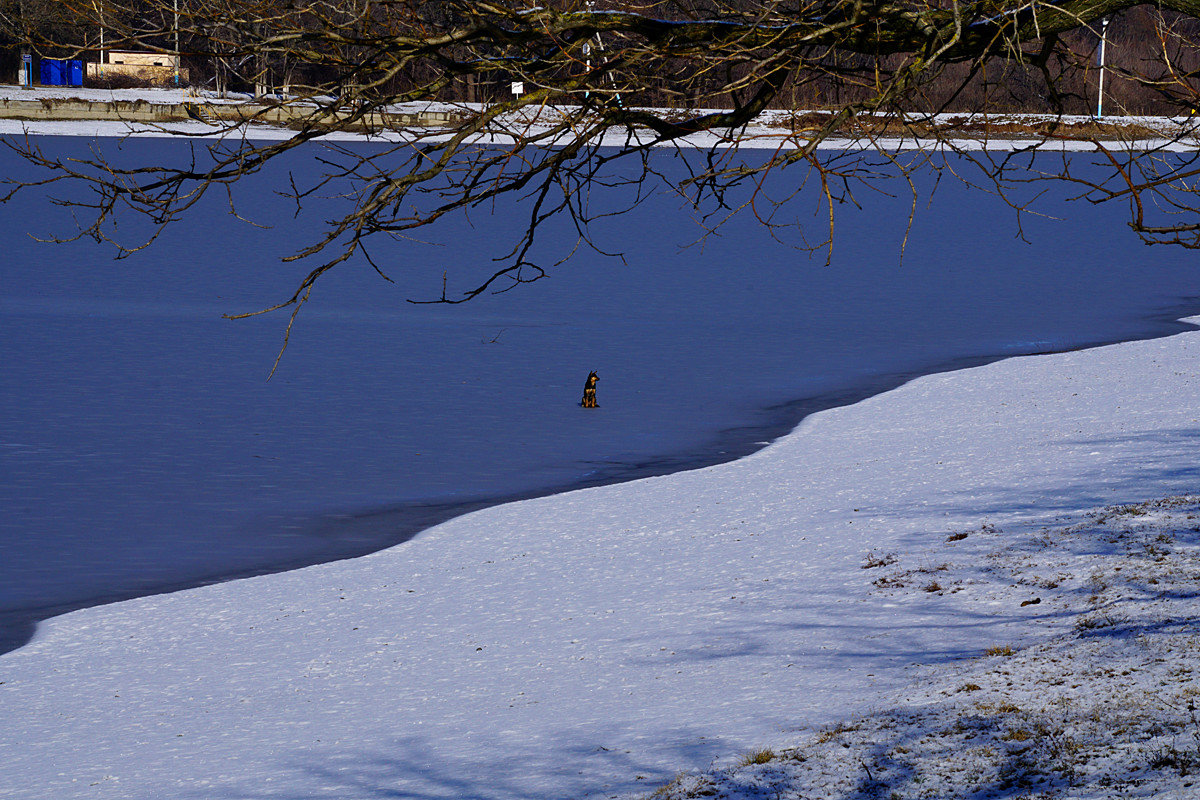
left=635, top=496, right=1200, bottom=800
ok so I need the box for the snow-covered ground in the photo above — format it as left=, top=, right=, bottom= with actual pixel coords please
left=3, top=84, right=1198, bottom=150
left=0, top=86, right=239, bottom=104
left=645, top=496, right=1200, bottom=800
left=5, top=308, right=1200, bottom=799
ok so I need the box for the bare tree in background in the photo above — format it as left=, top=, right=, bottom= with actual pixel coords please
left=5, top=0, right=1200, bottom=348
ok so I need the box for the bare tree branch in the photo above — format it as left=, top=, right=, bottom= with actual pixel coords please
left=6, top=0, right=1200, bottom=347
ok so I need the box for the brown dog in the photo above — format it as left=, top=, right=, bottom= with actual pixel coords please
left=580, top=371, right=599, bottom=408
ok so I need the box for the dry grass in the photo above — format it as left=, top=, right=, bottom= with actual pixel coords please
left=762, top=111, right=1171, bottom=142
left=736, top=747, right=776, bottom=767
left=814, top=722, right=861, bottom=744
left=862, top=551, right=898, bottom=569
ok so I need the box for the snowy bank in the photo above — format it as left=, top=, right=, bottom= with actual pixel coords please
left=4, top=307, right=1200, bottom=799
left=3, top=86, right=1199, bottom=150
left=641, top=497, right=1200, bottom=800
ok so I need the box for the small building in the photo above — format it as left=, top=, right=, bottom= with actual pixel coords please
left=87, top=51, right=188, bottom=84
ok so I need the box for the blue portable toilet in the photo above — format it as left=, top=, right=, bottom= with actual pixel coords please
left=67, top=60, right=83, bottom=87
left=39, top=59, right=65, bottom=86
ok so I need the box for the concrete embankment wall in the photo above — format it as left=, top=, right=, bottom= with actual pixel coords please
left=0, top=97, right=458, bottom=129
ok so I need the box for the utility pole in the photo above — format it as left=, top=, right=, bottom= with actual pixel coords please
left=18, top=0, right=31, bottom=87
left=1097, top=17, right=1110, bottom=118
left=581, top=1, right=619, bottom=105
left=92, top=0, right=105, bottom=68
left=174, top=0, right=181, bottom=85
left=582, top=0, right=593, bottom=99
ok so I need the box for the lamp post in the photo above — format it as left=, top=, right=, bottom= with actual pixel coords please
left=1097, top=17, right=1110, bottom=118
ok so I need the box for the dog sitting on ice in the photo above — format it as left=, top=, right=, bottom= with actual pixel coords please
left=580, top=371, right=599, bottom=408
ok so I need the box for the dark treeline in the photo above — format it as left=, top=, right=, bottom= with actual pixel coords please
left=1, top=1, right=1196, bottom=116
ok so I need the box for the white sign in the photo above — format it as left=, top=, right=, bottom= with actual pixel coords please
left=511, top=81, right=524, bottom=96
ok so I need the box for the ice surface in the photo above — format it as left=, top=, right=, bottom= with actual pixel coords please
left=4, top=140, right=1200, bottom=652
